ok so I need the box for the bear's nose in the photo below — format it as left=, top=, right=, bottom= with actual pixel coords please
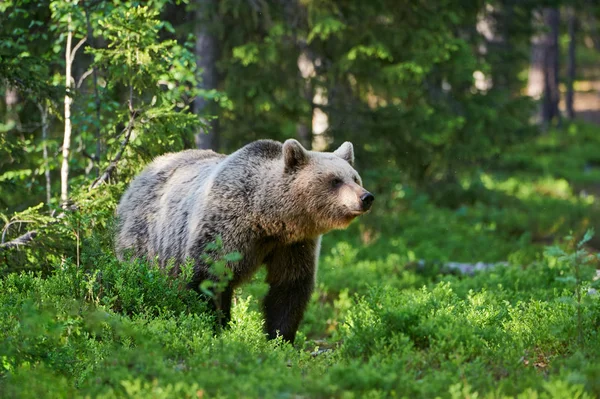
left=360, top=192, right=375, bottom=211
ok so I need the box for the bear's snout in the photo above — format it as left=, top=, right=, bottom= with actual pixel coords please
left=360, top=192, right=375, bottom=211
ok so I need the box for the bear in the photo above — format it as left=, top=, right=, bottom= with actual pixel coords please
left=115, top=139, right=374, bottom=343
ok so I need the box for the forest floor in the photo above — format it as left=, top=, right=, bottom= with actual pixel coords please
left=1, top=123, right=600, bottom=398
left=565, top=83, right=600, bottom=124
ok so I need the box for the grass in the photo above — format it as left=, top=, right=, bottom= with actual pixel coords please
left=1, top=122, right=600, bottom=398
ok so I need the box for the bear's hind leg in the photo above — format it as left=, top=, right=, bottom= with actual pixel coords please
left=215, top=285, right=234, bottom=328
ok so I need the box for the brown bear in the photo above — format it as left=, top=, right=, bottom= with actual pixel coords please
left=115, top=139, right=374, bottom=343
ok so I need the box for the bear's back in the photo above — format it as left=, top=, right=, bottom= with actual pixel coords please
left=116, top=141, right=284, bottom=264
left=115, top=149, right=226, bottom=262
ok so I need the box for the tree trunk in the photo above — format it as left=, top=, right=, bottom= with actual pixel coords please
left=566, top=8, right=577, bottom=120
left=542, top=8, right=560, bottom=128
left=296, top=48, right=314, bottom=149
left=527, top=10, right=546, bottom=102
left=61, top=11, right=86, bottom=206
left=193, top=0, right=219, bottom=150
left=38, top=103, right=51, bottom=205
left=312, top=85, right=330, bottom=151
left=527, top=8, right=561, bottom=130
left=585, top=0, right=600, bottom=52
left=61, top=13, right=74, bottom=206
left=279, top=0, right=313, bottom=148
left=476, top=2, right=507, bottom=91
left=5, top=86, right=19, bottom=131
left=84, top=2, right=102, bottom=171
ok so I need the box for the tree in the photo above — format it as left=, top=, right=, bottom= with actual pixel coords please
left=527, top=8, right=561, bottom=129
left=88, top=4, right=201, bottom=185
left=476, top=1, right=536, bottom=93
left=566, top=7, right=577, bottom=120
left=36, top=101, right=52, bottom=205
left=1, top=0, right=61, bottom=210
left=192, top=0, right=219, bottom=150
left=59, top=6, right=86, bottom=206
left=83, top=0, right=103, bottom=171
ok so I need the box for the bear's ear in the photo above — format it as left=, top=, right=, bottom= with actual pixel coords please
left=283, top=139, right=309, bottom=172
left=333, top=142, right=354, bottom=166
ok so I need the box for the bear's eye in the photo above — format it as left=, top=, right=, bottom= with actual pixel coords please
left=353, top=176, right=360, bottom=184
left=331, top=178, right=343, bottom=188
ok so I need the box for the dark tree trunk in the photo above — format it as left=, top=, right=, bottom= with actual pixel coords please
left=84, top=2, right=102, bottom=172
left=566, top=8, right=577, bottom=120
left=193, top=0, right=219, bottom=150
left=542, top=8, right=560, bottom=128
left=37, top=103, right=51, bottom=205
left=279, top=0, right=313, bottom=149
left=5, top=86, right=19, bottom=131
left=527, top=8, right=561, bottom=130
left=585, top=0, right=600, bottom=52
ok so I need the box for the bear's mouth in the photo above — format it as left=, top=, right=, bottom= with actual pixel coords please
left=346, top=209, right=369, bottom=217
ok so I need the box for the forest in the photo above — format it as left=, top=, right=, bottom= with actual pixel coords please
left=2, top=0, right=600, bottom=397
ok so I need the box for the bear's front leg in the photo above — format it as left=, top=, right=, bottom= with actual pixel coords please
left=264, top=238, right=319, bottom=343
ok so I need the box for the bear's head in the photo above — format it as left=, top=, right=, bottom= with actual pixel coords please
left=282, top=139, right=374, bottom=235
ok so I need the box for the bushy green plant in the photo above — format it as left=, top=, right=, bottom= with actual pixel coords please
left=87, top=4, right=201, bottom=179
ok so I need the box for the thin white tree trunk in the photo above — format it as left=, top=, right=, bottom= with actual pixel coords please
left=296, top=50, right=315, bottom=149
left=60, top=12, right=86, bottom=206
left=527, top=10, right=546, bottom=102
left=61, top=13, right=73, bottom=206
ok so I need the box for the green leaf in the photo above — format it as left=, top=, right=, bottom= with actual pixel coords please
left=224, top=252, right=243, bottom=262
left=307, top=17, right=346, bottom=44
left=544, top=246, right=567, bottom=258
left=577, top=229, right=594, bottom=249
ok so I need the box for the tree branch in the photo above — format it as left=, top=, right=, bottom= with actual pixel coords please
left=0, top=231, right=38, bottom=252
left=70, top=36, right=87, bottom=64
left=1, top=220, right=36, bottom=244
left=77, top=68, right=94, bottom=89
left=90, top=106, right=138, bottom=190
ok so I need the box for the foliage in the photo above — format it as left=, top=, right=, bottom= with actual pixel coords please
left=0, top=0, right=61, bottom=99
left=86, top=3, right=201, bottom=181
left=2, top=0, right=600, bottom=397
left=1, top=121, right=600, bottom=397
left=0, top=0, right=202, bottom=211
left=198, top=235, right=241, bottom=326
left=213, top=0, right=538, bottom=183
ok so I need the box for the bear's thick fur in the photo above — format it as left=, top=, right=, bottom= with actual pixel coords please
left=115, top=139, right=373, bottom=342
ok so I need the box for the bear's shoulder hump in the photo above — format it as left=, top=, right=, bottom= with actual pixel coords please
left=242, top=140, right=283, bottom=160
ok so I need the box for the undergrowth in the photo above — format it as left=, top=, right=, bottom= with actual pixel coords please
left=1, top=122, right=600, bottom=398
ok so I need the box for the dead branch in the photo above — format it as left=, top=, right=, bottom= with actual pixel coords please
left=0, top=231, right=38, bottom=252
left=444, top=261, right=509, bottom=275
left=1, top=220, right=36, bottom=244
left=411, top=259, right=509, bottom=276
